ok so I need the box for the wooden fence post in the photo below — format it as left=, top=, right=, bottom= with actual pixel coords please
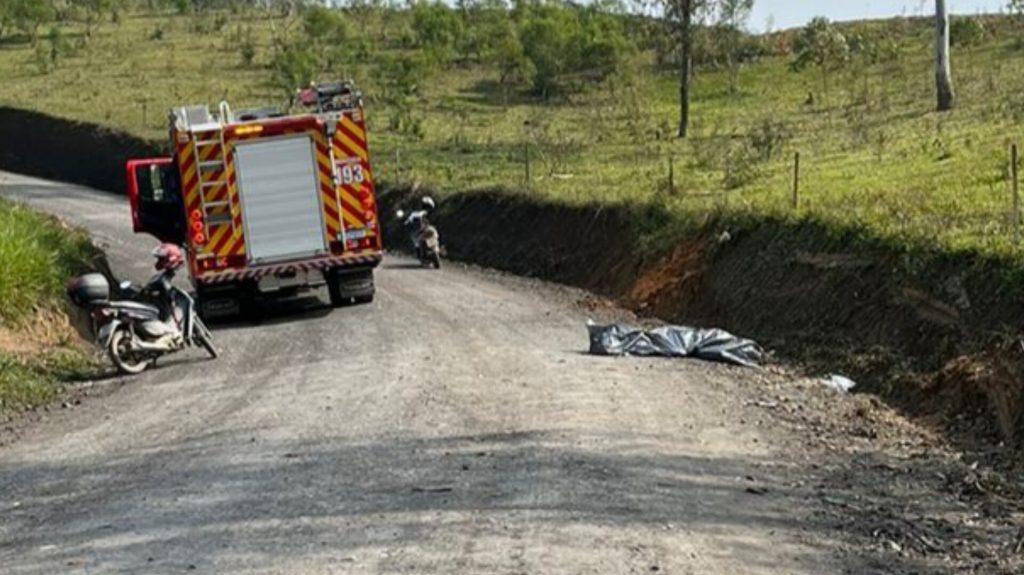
left=523, top=141, right=531, bottom=186
left=1013, top=144, right=1021, bottom=246
left=792, top=151, right=801, bottom=209
left=668, top=153, right=675, bottom=194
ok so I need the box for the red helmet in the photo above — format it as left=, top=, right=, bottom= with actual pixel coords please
left=152, top=243, right=184, bottom=271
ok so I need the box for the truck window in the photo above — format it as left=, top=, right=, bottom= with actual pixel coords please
left=147, top=166, right=165, bottom=202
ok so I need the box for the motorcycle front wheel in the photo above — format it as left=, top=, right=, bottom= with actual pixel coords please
left=109, top=328, right=151, bottom=375
left=193, top=317, right=219, bottom=359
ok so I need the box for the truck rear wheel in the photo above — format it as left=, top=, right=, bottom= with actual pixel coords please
left=327, top=268, right=375, bottom=307
left=327, top=272, right=345, bottom=307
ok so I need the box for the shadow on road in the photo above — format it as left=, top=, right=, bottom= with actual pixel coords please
left=0, top=429, right=947, bottom=574
left=382, top=261, right=434, bottom=271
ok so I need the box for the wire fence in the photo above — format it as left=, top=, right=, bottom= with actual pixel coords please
left=374, top=138, right=1024, bottom=256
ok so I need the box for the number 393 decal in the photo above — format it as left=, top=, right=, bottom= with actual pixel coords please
left=339, top=163, right=365, bottom=185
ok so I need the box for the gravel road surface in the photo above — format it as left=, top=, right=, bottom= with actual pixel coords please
left=0, top=172, right=858, bottom=574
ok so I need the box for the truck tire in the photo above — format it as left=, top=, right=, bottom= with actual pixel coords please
left=327, top=271, right=345, bottom=307
left=327, top=268, right=374, bottom=307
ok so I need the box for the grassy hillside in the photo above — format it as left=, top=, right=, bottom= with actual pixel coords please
left=0, top=198, right=99, bottom=411
left=2, top=7, right=1024, bottom=260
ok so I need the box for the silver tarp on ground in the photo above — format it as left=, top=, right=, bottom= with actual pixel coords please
left=587, top=322, right=764, bottom=368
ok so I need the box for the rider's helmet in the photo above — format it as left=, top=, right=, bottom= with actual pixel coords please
left=152, top=243, right=184, bottom=271
left=421, top=196, right=436, bottom=211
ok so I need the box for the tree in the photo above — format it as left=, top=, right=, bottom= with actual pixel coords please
left=659, top=0, right=721, bottom=137
left=516, top=3, right=628, bottom=98
left=0, top=1, right=11, bottom=41
left=483, top=18, right=533, bottom=105
left=519, top=6, right=579, bottom=98
left=672, top=0, right=695, bottom=137
left=71, top=0, right=114, bottom=38
left=455, top=0, right=495, bottom=62
left=1010, top=0, right=1024, bottom=20
left=714, top=0, right=753, bottom=95
left=411, top=1, right=464, bottom=65
left=302, top=5, right=349, bottom=44
left=935, top=0, right=954, bottom=111
left=269, top=40, right=318, bottom=98
left=10, top=0, right=55, bottom=43
left=791, top=17, right=849, bottom=108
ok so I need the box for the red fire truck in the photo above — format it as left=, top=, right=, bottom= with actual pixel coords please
left=126, top=82, right=381, bottom=316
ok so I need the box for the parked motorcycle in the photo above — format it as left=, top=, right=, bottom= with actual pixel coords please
left=67, top=244, right=218, bottom=374
left=396, top=196, right=441, bottom=269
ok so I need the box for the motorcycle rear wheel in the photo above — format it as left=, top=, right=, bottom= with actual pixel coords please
left=109, top=328, right=151, bottom=375
left=193, top=317, right=219, bottom=359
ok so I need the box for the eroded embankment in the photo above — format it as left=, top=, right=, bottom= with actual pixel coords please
left=3, top=107, right=1020, bottom=453
left=0, top=107, right=165, bottom=195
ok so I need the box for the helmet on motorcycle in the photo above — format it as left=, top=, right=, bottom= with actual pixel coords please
left=421, top=196, right=436, bottom=211
left=152, top=243, right=184, bottom=271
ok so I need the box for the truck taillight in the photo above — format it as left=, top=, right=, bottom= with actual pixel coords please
left=188, top=210, right=206, bottom=245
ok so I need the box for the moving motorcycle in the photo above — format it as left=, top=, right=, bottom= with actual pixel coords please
left=67, top=244, right=218, bottom=374
left=396, top=196, right=442, bottom=269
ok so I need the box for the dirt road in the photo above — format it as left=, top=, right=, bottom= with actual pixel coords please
left=1, top=172, right=1014, bottom=574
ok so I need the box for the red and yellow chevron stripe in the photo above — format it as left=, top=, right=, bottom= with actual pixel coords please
left=332, top=112, right=378, bottom=241
left=312, top=131, right=342, bottom=244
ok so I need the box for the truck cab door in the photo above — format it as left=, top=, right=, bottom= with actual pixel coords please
left=126, top=158, right=186, bottom=245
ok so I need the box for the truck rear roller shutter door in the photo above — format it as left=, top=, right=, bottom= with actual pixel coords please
left=234, top=136, right=327, bottom=264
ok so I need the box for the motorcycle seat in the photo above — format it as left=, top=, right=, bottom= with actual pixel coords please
left=108, top=300, right=161, bottom=317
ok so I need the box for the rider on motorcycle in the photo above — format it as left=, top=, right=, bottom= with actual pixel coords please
left=404, top=196, right=435, bottom=229
left=403, top=196, right=435, bottom=249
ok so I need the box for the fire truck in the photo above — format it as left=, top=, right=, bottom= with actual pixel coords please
left=126, top=82, right=382, bottom=316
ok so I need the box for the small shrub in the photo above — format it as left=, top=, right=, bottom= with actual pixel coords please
left=749, top=117, right=790, bottom=161
left=32, top=42, right=51, bottom=74
left=239, top=29, right=256, bottom=67
left=722, top=143, right=762, bottom=190
left=213, top=13, right=228, bottom=33
left=951, top=16, right=986, bottom=47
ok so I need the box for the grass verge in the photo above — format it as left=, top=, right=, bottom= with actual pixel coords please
left=0, top=198, right=103, bottom=412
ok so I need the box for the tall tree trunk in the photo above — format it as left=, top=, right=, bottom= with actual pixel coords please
left=677, top=0, right=692, bottom=138
left=935, top=0, right=955, bottom=111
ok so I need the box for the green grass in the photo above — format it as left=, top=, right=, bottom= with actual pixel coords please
left=0, top=198, right=100, bottom=411
left=0, top=349, right=96, bottom=411
left=0, top=198, right=99, bottom=323
left=2, top=10, right=1024, bottom=261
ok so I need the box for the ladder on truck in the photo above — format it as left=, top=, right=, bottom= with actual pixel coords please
left=173, top=104, right=238, bottom=253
